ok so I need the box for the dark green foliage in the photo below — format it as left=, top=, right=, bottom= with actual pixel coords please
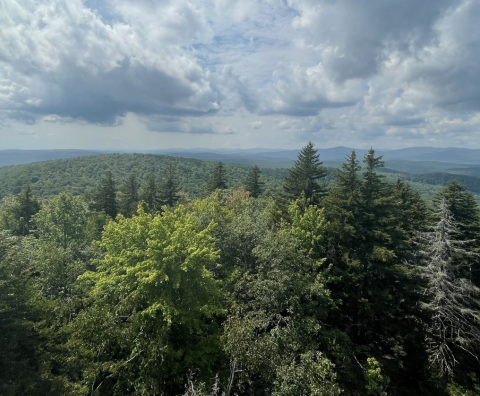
left=0, top=150, right=479, bottom=395
left=159, top=165, right=181, bottom=207
left=139, top=173, right=161, bottom=213
left=118, top=173, right=140, bottom=217
left=0, top=232, right=49, bottom=395
left=322, top=149, right=431, bottom=394
left=0, top=187, right=41, bottom=236
left=243, top=165, right=264, bottom=198
left=94, top=171, right=117, bottom=218
left=0, top=154, right=288, bottom=199
left=206, top=162, right=228, bottom=192
left=282, top=141, right=327, bottom=203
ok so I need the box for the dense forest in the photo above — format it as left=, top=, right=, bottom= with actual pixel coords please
left=1, top=143, right=480, bottom=395
left=0, top=154, right=292, bottom=199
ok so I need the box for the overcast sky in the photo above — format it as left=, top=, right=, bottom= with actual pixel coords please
left=1, top=0, right=480, bottom=150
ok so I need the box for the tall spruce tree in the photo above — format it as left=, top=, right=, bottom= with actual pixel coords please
left=159, top=165, right=181, bottom=207
left=94, top=171, right=117, bottom=218
left=322, top=149, right=428, bottom=393
left=434, top=181, right=480, bottom=286
left=118, top=174, right=140, bottom=218
left=418, top=198, right=480, bottom=376
left=13, top=186, right=41, bottom=236
left=206, top=162, right=228, bottom=193
left=243, top=165, right=264, bottom=198
left=282, top=141, right=327, bottom=203
left=139, top=174, right=161, bottom=213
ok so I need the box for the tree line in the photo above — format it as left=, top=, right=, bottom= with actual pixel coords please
left=0, top=143, right=479, bottom=395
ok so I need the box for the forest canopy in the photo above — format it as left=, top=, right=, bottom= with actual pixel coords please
left=0, top=144, right=479, bottom=396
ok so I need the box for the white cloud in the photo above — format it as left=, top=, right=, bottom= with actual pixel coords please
left=1, top=0, right=480, bottom=149
left=248, top=121, right=263, bottom=129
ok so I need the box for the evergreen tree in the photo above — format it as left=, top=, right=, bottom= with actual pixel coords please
left=434, top=182, right=480, bottom=285
left=139, top=174, right=160, bottom=213
left=159, top=165, right=181, bottom=207
left=14, top=186, right=41, bottom=236
left=206, top=162, right=228, bottom=193
left=282, top=141, right=327, bottom=203
left=418, top=198, right=480, bottom=376
left=94, top=171, right=117, bottom=218
left=323, top=149, right=428, bottom=393
left=323, top=150, right=362, bottom=246
left=243, top=165, right=264, bottom=198
left=118, top=173, right=140, bottom=218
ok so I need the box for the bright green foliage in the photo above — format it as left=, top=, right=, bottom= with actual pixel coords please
left=243, top=165, right=264, bottom=198
left=66, top=206, right=225, bottom=395
left=93, top=171, right=117, bottom=218
left=118, top=173, right=140, bottom=218
left=206, top=162, right=228, bottom=192
left=282, top=142, right=327, bottom=203
left=288, top=197, right=327, bottom=258
left=0, top=148, right=479, bottom=395
left=159, top=165, right=181, bottom=207
left=365, top=358, right=390, bottom=396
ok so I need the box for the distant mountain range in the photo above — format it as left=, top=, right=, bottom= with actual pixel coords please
left=1, top=146, right=479, bottom=170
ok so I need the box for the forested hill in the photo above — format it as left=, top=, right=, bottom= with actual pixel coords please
left=0, top=153, right=290, bottom=199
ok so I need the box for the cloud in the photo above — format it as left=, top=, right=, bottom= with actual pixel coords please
left=141, top=114, right=234, bottom=135
left=0, top=0, right=221, bottom=125
left=258, top=63, right=362, bottom=116
left=248, top=121, right=263, bottom=129
left=1, top=0, right=480, bottom=149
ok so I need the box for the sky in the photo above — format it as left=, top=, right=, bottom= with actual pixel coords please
left=1, top=0, right=480, bottom=150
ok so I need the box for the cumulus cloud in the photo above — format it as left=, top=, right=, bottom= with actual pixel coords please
left=1, top=0, right=480, bottom=149
left=0, top=0, right=221, bottom=125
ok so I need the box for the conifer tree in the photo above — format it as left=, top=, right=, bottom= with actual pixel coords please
left=159, top=165, right=181, bottom=207
left=118, top=173, right=140, bottom=218
left=243, top=165, right=264, bottom=198
left=323, top=149, right=427, bottom=391
left=434, top=182, right=480, bottom=286
left=139, top=174, right=160, bottom=213
left=13, top=186, right=41, bottom=236
left=282, top=141, right=327, bottom=203
left=418, top=198, right=480, bottom=375
left=94, top=171, right=117, bottom=218
left=206, top=162, right=228, bottom=193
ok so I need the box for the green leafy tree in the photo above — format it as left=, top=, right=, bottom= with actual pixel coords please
left=206, top=162, right=228, bottom=193
left=223, top=201, right=340, bottom=395
left=33, top=193, right=87, bottom=249
left=118, top=173, right=140, bottom=218
left=94, top=171, right=117, bottom=218
left=243, top=165, right=264, bottom=198
left=159, top=165, right=181, bottom=207
left=64, top=206, right=225, bottom=395
left=29, top=193, right=91, bottom=299
left=282, top=142, right=327, bottom=203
